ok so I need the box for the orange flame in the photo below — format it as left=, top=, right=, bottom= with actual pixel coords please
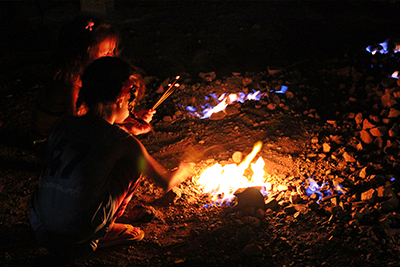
left=196, top=141, right=271, bottom=204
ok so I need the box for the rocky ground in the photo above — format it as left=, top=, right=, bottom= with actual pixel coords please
left=1, top=1, right=400, bottom=267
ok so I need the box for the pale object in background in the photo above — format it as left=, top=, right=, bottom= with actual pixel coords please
left=81, top=0, right=114, bottom=14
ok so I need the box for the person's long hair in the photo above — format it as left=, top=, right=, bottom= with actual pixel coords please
left=54, top=16, right=121, bottom=84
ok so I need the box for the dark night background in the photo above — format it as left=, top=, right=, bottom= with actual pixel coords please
left=1, top=1, right=400, bottom=81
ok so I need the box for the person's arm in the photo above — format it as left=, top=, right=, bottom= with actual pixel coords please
left=117, top=116, right=152, bottom=135
left=128, top=137, right=193, bottom=191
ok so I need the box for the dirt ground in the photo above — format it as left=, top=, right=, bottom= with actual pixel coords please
left=1, top=1, right=400, bottom=267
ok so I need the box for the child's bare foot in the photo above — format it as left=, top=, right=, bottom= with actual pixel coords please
left=98, top=223, right=144, bottom=248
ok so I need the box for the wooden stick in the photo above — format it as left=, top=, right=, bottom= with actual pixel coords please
left=152, top=86, right=177, bottom=109
left=152, top=76, right=180, bottom=109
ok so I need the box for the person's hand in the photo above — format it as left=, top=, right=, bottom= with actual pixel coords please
left=167, top=162, right=195, bottom=191
left=117, top=116, right=152, bottom=135
left=134, top=109, right=156, bottom=124
left=76, top=104, right=88, bottom=116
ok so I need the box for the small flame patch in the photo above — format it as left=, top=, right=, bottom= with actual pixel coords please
left=186, top=90, right=264, bottom=119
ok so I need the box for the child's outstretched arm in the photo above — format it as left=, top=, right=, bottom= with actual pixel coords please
left=127, top=137, right=193, bottom=191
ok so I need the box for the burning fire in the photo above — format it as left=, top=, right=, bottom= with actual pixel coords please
left=196, top=141, right=271, bottom=206
left=195, top=141, right=347, bottom=207
left=186, top=90, right=264, bottom=119
left=186, top=86, right=288, bottom=119
left=366, top=38, right=400, bottom=55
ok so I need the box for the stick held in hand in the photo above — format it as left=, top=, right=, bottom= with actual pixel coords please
left=152, top=76, right=180, bottom=109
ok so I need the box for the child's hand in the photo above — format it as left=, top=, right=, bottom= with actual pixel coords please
left=134, top=109, right=156, bottom=124
left=167, top=162, right=195, bottom=190
left=117, top=116, right=152, bottom=135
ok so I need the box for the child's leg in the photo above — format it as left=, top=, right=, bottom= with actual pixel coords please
left=112, top=175, right=142, bottom=219
left=97, top=174, right=144, bottom=248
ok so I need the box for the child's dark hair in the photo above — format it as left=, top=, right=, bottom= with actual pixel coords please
left=80, top=57, right=132, bottom=118
left=54, top=16, right=120, bottom=84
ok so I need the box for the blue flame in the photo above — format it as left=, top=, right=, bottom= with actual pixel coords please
left=304, top=177, right=328, bottom=201
left=304, top=177, right=346, bottom=203
left=366, top=39, right=389, bottom=55
left=203, top=198, right=232, bottom=208
left=185, top=89, right=265, bottom=119
left=272, top=85, right=288, bottom=94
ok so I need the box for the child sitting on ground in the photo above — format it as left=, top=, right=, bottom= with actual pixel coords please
left=31, top=16, right=154, bottom=140
left=30, top=57, right=192, bottom=261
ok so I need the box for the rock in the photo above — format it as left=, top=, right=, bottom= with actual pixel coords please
left=381, top=90, right=397, bottom=108
left=285, top=90, right=294, bottom=99
left=234, top=187, right=265, bottom=210
left=343, top=151, right=356, bottom=162
left=327, top=120, right=337, bottom=127
left=307, top=201, right=319, bottom=211
left=360, top=206, right=371, bottom=216
left=359, top=167, right=369, bottom=179
left=209, top=111, right=226, bottom=120
left=370, top=126, right=387, bottom=137
left=284, top=205, right=297, bottom=215
left=267, top=66, right=282, bottom=75
left=388, top=108, right=400, bottom=118
left=362, top=119, right=375, bottom=130
left=352, top=210, right=363, bottom=220
left=199, top=71, right=216, bottom=82
left=374, top=136, right=384, bottom=148
left=365, top=174, right=386, bottom=186
left=241, top=216, right=261, bottom=227
left=225, top=104, right=240, bottom=116
left=293, top=211, right=304, bottom=220
left=254, top=208, right=265, bottom=220
left=242, top=77, right=252, bottom=86
left=323, top=142, right=331, bottom=153
left=289, top=192, right=302, bottom=204
left=241, top=206, right=257, bottom=216
left=376, top=186, right=395, bottom=198
left=153, top=187, right=182, bottom=206
left=356, top=142, right=363, bottom=151
left=232, top=151, right=243, bottom=163
left=355, top=112, right=363, bottom=125
left=361, top=188, right=376, bottom=203
left=389, top=123, right=398, bottom=137
left=267, top=103, right=277, bottom=110
left=277, top=185, right=288, bottom=191
left=329, top=135, right=342, bottom=144
left=383, top=140, right=397, bottom=154
left=241, top=243, right=263, bottom=256
left=269, top=93, right=281, bottom=104
left=265, top=198, right=280, bottom=211
left=348, top=219, right=361, bottom=227
left=369, top=114, right=380, bottom=123
left=163, top=116, right=173, bottom=122
left=311, top=136, right=319, bottom=143
left=380, top=196, right=399, bottom=212
left=360, top=130, right=374, bottom=144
